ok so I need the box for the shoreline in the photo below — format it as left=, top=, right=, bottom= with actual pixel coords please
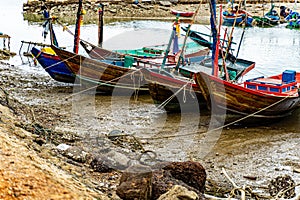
left=22, top=1, right=300, bottom=25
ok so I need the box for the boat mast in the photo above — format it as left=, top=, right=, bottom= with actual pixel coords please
left=210, top=0, right=218, bottom=76
left=161, top=19, right=177, bottom=69
left=98, top=3, right=104, bottom=47
left=174, top=2, right=202, bottom=71
left=218, top=5, right=230, bottom=81
left=42, top=5, right=59, bottom=47
left=73, top=0, right=83, bottom=54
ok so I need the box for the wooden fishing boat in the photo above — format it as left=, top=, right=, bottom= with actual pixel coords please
left=141, top=53, right=255, bottom=112
left=51, top=45, right=151, bottom=94
left=34, top=15, right=210, bottom=85
left=51, top=43, right=211, bottom=94
left=195, top=69, right=300, bottom=119
left=222, top=8, right=255, bottom=27
left=252, top=5, right=280, bottom=27
left=113, top=41, right=205, bottom=59
left=141, top=68, right=205, bottom=112
left=79, top=40, right=123, bottom=60
left=31, top=46, right=75, bottom=83
left=253, top=15, right=280, bottom=27
left=115, top=46, right=164, bottom=58
left=196, top=0, right=300, bottom=121
left=80, top=39, right=208, bottom=61
left=181, top=27, right=237, bottom=62
left=170, top=9, right=195, bottom=17
left=30, top=1, right=86, bottom=84
left=280, top=7, right=300, bottom=28
left=140, top=2, right=257, bottom=113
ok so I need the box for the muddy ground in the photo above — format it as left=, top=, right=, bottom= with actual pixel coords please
left=0, top=48, right=300, bottom=200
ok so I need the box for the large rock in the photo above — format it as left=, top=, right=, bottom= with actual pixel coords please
left=117, top=161, right=206, bottom=200
left=116, top=164, right=153, bottom=200
left=162, top=161, right=206, bottom=193
left=152, top=169, right=200, bottom=200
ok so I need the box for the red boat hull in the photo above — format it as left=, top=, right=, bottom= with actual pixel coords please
left=170, top=9, right=195, bottom=17
left=195, top=71, right=300, bottom=119
left=141, top=68, right=205, bottom=112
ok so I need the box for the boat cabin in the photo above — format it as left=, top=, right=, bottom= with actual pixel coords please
left=244, top=70, right=297, bottom=94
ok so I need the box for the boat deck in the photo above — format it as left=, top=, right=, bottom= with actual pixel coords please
left=244, top=74, right=299, bottom=95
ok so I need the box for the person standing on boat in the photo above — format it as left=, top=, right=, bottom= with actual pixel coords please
left=41, top=5, right=50, bottom=40
left=280, top=6, right=288, bottom=18
left=234, top=5, right=240, bottom=13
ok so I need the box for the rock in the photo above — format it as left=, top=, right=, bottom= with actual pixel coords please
left=152, top=169, right=200, bottom=200
left=117, top=164, right=153, bottom=200
left=117, top=161, right=206, bottom=200
left=132, top=4, right=139, bottom=9
left=63, top=146, right=89, bottom=163
left=90, top=150, right=130, bottom=172
left=90, top=156, right=113, bottom=173
left=159, top=6, right=169, bottom=11
left=157, top=185, right=199, bottom=200
left=162, top=161, right=206, bottom=193
left=151, top=161, right=206, bottom=199
left=137, top=4, right=153, bottom=10
left=56, top=143, right=71, bottom=151
left=107, top=130, right=124, bottom=139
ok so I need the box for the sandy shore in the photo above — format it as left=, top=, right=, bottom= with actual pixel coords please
left=0, top=91, right=107, bottom=199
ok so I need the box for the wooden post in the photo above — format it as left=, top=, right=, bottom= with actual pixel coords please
left=98, top=3, right=104, bottom=47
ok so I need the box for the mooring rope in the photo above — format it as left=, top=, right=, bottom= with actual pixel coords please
left=182, top=86, right=187, bottom=103
left=43, top=54, right=78, bottom=71
left=65, top=66, right=145, bottom=100
left=131, top=70, right=144, bottom=102
left=140, top=91, right=298, bottom=141
left=156, top=81, right=190, bottom=110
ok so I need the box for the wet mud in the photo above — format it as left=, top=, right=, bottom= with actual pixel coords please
left=1, top=60, right=300, bottom=198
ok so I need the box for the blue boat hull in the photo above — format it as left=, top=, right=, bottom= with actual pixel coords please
left=31, top=47, right=75, bottom=83
left=222, top=11, right=254, bottom=27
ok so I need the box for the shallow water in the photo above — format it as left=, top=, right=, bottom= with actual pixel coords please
left=1, top=1, right=300, bottom=197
